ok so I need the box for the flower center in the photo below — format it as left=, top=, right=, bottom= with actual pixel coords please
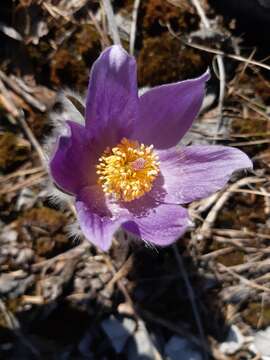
left=96, top=138, right=160, bottom=202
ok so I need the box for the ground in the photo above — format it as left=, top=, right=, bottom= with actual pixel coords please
left=0, top=1, right=270, bottom=359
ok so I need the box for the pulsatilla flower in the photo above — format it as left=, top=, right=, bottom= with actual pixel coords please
left=49, top=45, right=252, bottom=251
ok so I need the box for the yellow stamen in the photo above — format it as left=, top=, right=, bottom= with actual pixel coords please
left=96, top=138, right=160, bottom=202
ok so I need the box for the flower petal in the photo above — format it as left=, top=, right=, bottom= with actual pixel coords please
left=49, top=121, right=98, bottom=194
left=85, top=45, right=138, bottom=141
left=76, top=186, right=130, bottom=251
left=131, top=71, right=209, bottom=149
left=122, top=195, right=189, bottom=246
left=157, top=145, right=253, bottom=204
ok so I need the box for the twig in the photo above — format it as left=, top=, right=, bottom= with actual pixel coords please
left=0, top=70, right=46, bottom=112
left=105, top=253, right=134, bottom=289
left=173, top=244, right=208, bottom=360
left=233, top=92, right=270, bottom=121
left=218, top=263, right=270, bottom=293
left=229, top=139, right=270, bottom=146
left=88, top=10, right=110, bottom=48
left=17, top=111, right=47, bottom=167
left=200, top=246, right=235, bottom=261
left=198, top=177, right=265, bottom=239
left=0, top=166, right=44, bottom=184
left=184, top=41, right=270, bottom=72
left=219, top=258, right=270, bottom=275
left=229, top=188, right=270, bottom=197
left=32, top=241, right=90, bottom=271
left=129, top=0, right=141, bottom=55
left=102, top=0, right=121, bottom=45
left=0, top=78, right=19, bottom=117
left=0, top=172, right=46, bottom=195
left=189, top=0, right=225, bottom=136
left=103, top=254, right=140, bottom=321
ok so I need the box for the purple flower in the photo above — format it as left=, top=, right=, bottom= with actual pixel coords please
left=49, top=45, right=252, bottom=251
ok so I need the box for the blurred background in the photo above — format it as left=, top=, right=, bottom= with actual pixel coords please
left=0, top=0, right=270, bottom=359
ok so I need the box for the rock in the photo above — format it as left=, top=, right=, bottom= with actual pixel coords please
left=219, top=325, right=245, bottom=355
left=101, top=315, right=136, bottom=353
left=165, top=336, right=203, bottom=360
left=254, top=326, right=270, bottom=357
left=127, top=320, right=162, bottom=360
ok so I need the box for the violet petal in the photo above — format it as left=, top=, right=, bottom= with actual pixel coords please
left=49, top=121, right=99, bottom=194
left=85, top=45, right=138, bottom=141
left=76, top=186, right=130, bottom=251
left=122, top=195, right=189, bottom=246
left=157, top=145, right=253, bottom=204
left=131, top=70, right=210, bottom=149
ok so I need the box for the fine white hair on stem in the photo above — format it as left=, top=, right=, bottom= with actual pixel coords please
left=47, top=180, right=73, bottom=208
left=43, top=89, right=85, bottom=219
left=49, top=89, right=85, bottom=128
left=66, top=221, right=84, bottom=246
left=43, top=89, right=85, bottom=163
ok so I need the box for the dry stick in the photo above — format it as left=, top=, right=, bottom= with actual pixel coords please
left=103, top=254, right=140, bottom=322
left=0, top=70, right=46, bottom=112
left=233, top=92, right=270, bottom=121
left=229, top=188, right=270, bottom=197
left=17, top=111, right=47, bottom=167
left=0, top=78, right=20, bottom=117
left=189, top=0, right=225, bottom=136
left=0, top=172, right=46, bottom=195
left=238, top=47, right=257, bottom=80
left=185, top=41, right=270, bottom=72
left=0, top=166, right=44, bottom=184
left=102, top=0, right=121, bottom=45
left=200, top=246, right=235, bottom=261
left=198, top=177, right=265, bottom=238
left=230, top=139, right=270, bottom=146
left=173, top=244, right=208, bottom=360
left=129, top=0, right=141, bottom=55
left=105, top=253, right=134, bottom=289
left=32, top=241, right=90, bottom=271
left=88, top=10, right=110, bottom=48
left=217, top=263, right=270, bottom=294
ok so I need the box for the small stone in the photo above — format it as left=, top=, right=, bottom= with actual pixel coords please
left=165, top=336, right=203, bottom=360
left=127, top=320, right=161, bottom=360
left=219, top=325, right=245, bottom=355
left=101, top=315, right=136, bottom=353
left=254, top=326, right=270, bottom=357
